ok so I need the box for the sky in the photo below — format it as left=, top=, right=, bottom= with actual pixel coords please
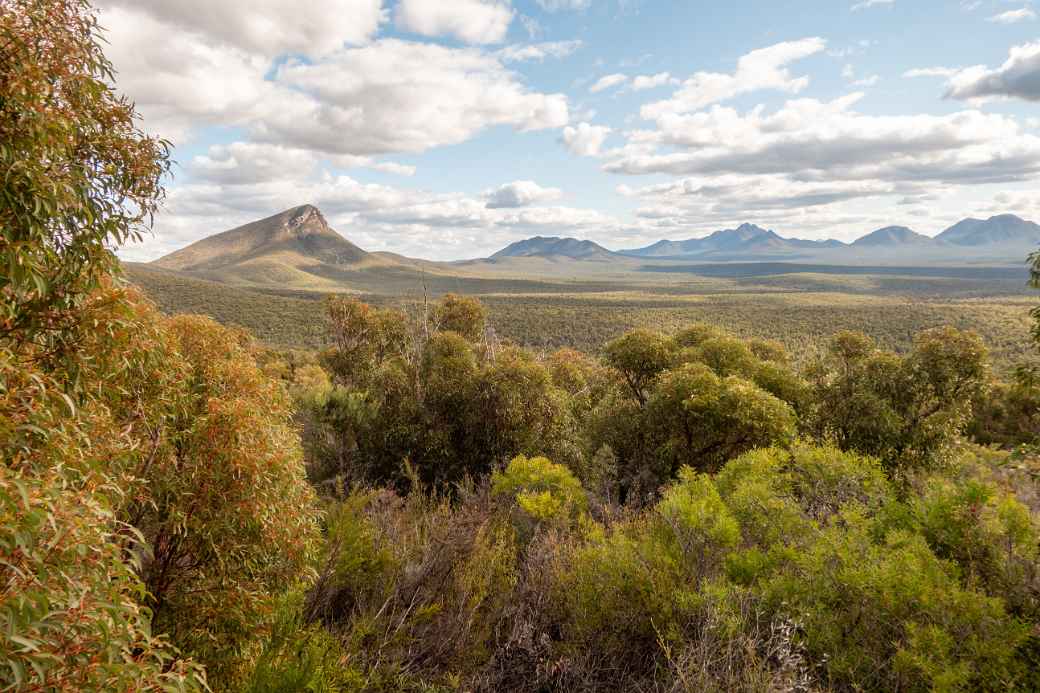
left=102, top=0, right=1040, bottom=261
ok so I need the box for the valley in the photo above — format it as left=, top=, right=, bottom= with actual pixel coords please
left=125, top=204, right=1038, bottom=370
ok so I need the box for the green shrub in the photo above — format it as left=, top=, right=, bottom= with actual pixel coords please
left=492, top=455, right=588, bottom=528
left=766, top=512, right=1031, bottom=691
left=911, top=474, right=1039, bottom=618
left=241, top=590, right=361, bottom=693
left=655, top=468, right=740, bottom=579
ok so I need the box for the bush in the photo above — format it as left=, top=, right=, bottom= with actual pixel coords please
left=809, top=328, right=988, bottom=473
left=492, top=455, right=588, bottom=530
left=766, top=514, right=1030, bottom=691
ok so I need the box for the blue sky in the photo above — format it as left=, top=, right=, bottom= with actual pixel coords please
left=100, top=0, right=1040, bottom=260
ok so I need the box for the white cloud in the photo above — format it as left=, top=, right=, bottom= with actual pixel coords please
left=589, top=73, right=629, bottom=93
left=987, top=8, right=1036, bottom=24
left=562, top=122, right=612, bottom=156
left=498, top=40, right=583, bottom=62
left=395, top=0, right=514, bottom=44
left=851, top=0, right=894, bottom=11
left=607, top=93, right=1040, bottom=187
left=100, top=6, right=273, bottom=142
left=103, top=3, right=569, bottom=156
left=904, top=66, right=959, bottom=78
left=191, top=143, right=319, bottom=185
left=619, top=175, right=913, bottom=233
left=641, top=38, right=826, bottom=119
left=367, top=162, right=418, bottom=176
left=853, top=75, right=880, bottom=87
left=257, top=39, right=569, bottom=156
left=535, top=0, right=592, bottom=10
left=98, top=0, right=385, bottom=57
left=944, top=41, right=1040, bottom=102
left=631, top=72, right=678, bottom=90
left=484, top=180, right=564, bottom=208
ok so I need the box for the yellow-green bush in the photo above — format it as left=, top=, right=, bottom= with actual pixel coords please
left=492, top=455, right=588, bottom=528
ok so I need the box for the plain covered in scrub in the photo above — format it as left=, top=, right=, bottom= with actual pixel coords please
left=2, top=0, right=1040, bottom=691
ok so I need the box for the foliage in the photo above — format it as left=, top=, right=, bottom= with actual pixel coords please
left=1031, top=248, right=1040, bottom=347
left=603, top=328, right=675, bottom=404
left=0, top=347, right=204, bottom=691
left=0, top=1, right=206, bottom=689
left=0, top=0, right=170, bottom=362
left=433, top=293, right=488, bottom=341
left=125, top=315, right=321, bottom=685
left=305, top=296, right=581, bottom=491
left=491, top=455, right=588, bottom=529
left=128, top=262, right=1038, bottom=375
left=808, top=328, right=988, bottom=472
left=305, top=486, right=521, bottom=688
left=970, top=368, right=1040, bottom=447
left=240, top=590, right=360, bottom=693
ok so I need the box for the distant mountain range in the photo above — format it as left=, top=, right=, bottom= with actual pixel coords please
left=620, top=223, right=846, bottom=260
left=613, top=215, right=1040, bottom=261
left=147, top=206, right=1040, bottom=294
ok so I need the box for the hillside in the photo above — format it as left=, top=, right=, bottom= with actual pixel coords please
left=622, top=223, right=846, bottom=260
left=152, top=205, right=404, bottom=290
left=490, top=236, right=618, bottom=261
left=852, top=226, right=934, bottom=247
left=937, top=214, right=1040, bottom=246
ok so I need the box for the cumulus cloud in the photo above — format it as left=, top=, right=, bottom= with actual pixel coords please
left=258, top=40, right=568, bottom=156
left=606, top=93, right=1040, bottom=186
left=589, top=73, right=629, bottom=93
left=842, top=64, right=880, bottom=87
left=191, top=143, right=320, bottom=185
left=100, top=6, right=273, bottom=141
left=484, top=181, right=564, bottom=208
left=395, top=0, right=514, bottom=44
left=98, top=0, right=385, bottom=57
left=631, top=72, right=678, bottom=90
left=620, top=175, right=908, bottom=216
left=987, top=8, right=1036, bottom=24
left=498, top=40, right=583, bottom=62
left=641, top=38, right=826, bottom=118
left=562, top=122, right=612, bottom=156
left=102, top=7, right=568, bottom=154
left=259, top=40, right=568, bottom=156
left=944, top=41, right=1040, bottom=102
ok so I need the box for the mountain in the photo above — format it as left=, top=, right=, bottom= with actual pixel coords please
left=151, top=205, right=404, bottom=290
left=852, top=226, right=934, bottom=247
left=154, top=204, right=368, bottom=272
left=490, top=236, right=618, bottom=261
left=623, top=223, right=845, bottom=259
left=936, top=214, right=1040, bottom=247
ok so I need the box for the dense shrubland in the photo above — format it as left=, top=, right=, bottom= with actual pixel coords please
left=4, top=0, right=1040, bottom=691
left=250, top=289, right=1040, bottom=691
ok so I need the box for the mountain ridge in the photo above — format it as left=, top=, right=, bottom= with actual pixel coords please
left=150, top=206, right=1040, bottom=294
left=153, top=204, right=370, bottom=273
left=490, top=235, right=618, bottom=261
